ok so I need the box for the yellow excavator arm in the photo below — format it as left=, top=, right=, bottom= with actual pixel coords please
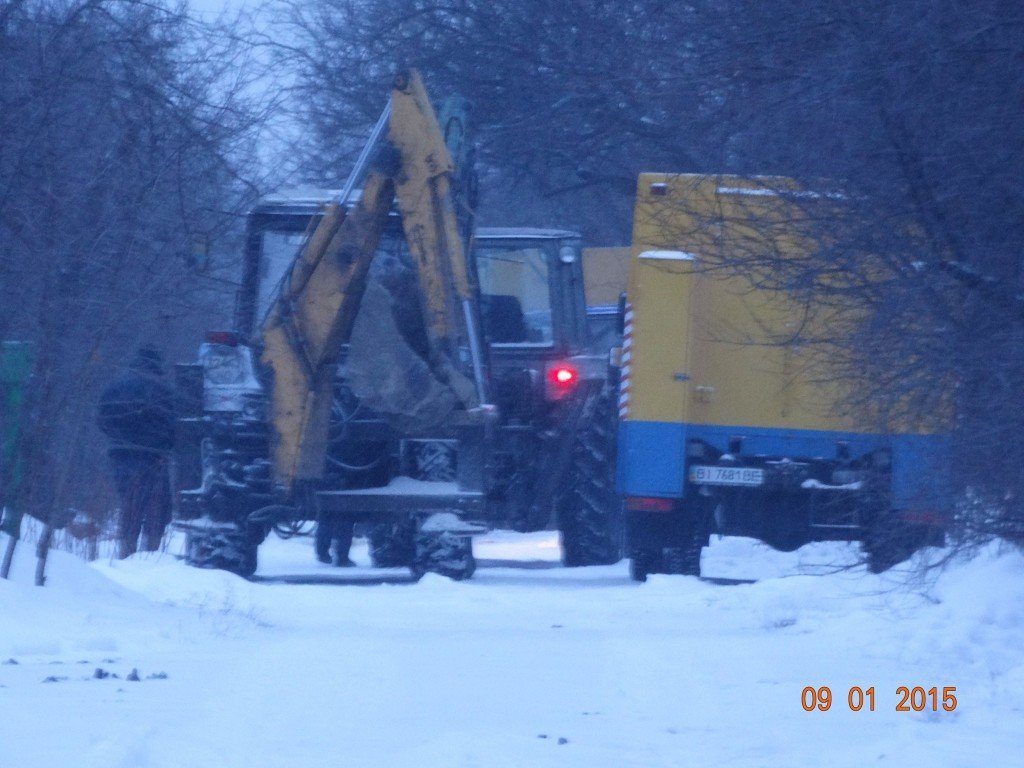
left=260, top=70, right=485, bottom=488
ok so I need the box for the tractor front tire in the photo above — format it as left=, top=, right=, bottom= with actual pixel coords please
left=184, top=527, right=258, bottom=578
left=412, top=530, right=476, bottom=581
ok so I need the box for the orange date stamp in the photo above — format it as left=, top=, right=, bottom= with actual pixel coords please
left=801, top=686, right=957, bottom=712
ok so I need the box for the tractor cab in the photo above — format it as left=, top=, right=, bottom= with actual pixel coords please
left=227, top=190, right=593, bottom=423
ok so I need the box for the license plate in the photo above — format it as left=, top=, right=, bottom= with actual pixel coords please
left=689, top=465, right=764, bottom=487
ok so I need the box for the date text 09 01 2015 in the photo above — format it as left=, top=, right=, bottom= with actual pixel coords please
left=801, top=686, right=957, bottom=712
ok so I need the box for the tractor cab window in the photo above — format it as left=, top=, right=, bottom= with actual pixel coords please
left=474, top=245, right=553, bottom=345
left=258, top=230, right=306, bottom=323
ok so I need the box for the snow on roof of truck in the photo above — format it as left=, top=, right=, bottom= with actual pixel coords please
left=638, top=250, right=697, bottom=261
left=639, top=173, right=846, bottom=201
left=717, top=186, right=847, bottom=200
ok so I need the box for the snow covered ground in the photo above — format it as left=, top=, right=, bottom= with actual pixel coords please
left=1, top=529, right=1022, bottom=767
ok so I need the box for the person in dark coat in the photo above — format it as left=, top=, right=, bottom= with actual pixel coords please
left=97, top=345, right=175, bottom=558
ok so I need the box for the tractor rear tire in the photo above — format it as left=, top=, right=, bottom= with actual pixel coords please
left=559, top=384, right=622, bottom=567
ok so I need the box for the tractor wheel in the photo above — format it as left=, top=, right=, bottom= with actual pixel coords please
left=412, top=530, right=476, bottom=581
left=184, top=526, right=258, bottom=578
left=368, top=520, right=416, bottom=568
left=559, top=383, right=623, bottom=567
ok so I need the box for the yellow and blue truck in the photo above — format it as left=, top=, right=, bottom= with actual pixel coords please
left=616, top=174, right=949, bottom=580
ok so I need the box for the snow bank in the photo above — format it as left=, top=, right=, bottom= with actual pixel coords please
left=1, top=530, right=1021, bottom=767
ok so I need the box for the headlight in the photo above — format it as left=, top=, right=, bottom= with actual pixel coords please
left=202, top=344, right=246, bottom=385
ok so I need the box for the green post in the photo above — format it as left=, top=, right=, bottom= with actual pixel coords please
left=1, top=341, right=34, bottom=562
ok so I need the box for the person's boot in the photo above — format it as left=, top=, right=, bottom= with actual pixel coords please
left=333, top=523, right=356, bottom=566
left=332, top=541, right=356, bottom=567
left=315, top=524, right=332, bottom=564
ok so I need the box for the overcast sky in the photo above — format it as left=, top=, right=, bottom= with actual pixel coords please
left=188, top=0, right=248, bottom=19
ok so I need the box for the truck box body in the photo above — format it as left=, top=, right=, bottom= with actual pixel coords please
left=617, top=174, right=949, bottom=539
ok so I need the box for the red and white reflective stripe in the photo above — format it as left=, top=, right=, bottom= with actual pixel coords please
left=619, top=302, right=634, bottom=419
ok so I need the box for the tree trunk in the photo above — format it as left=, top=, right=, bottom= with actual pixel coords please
left=34, top=523, right=53, bottom=586
left=1, top=534, right=16, bottom=579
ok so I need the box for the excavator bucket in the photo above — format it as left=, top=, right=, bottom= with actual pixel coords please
left=347, top=278, right=470, bottom=433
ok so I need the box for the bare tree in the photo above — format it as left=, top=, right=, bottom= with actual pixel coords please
left=0, top=0, right=268, bottom=564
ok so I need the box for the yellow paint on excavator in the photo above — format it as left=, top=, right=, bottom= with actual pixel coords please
left=261, top=71, right=479, bottom=488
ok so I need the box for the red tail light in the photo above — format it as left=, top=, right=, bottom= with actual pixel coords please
left=205, top=330, right=240, bottom=346
left=551, top=366, right=577, bottom=385
left=625, top=496, right=675, bottom=512
left=545, top=363, right=579, bottom=401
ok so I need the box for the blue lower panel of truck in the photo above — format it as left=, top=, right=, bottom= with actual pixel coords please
left=617, top=420, right=950, bottom=513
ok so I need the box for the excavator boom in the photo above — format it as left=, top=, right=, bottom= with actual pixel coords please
left=260, top=70, right=483, bottom=487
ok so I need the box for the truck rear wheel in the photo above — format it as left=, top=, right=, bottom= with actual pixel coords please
left=629, top=548, right=662, bottom=582
left=559, top=384, right=622, bottom=567
left=629, top=537, right=703, bottom=581
left=662, top=540, right=702, bottom=577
